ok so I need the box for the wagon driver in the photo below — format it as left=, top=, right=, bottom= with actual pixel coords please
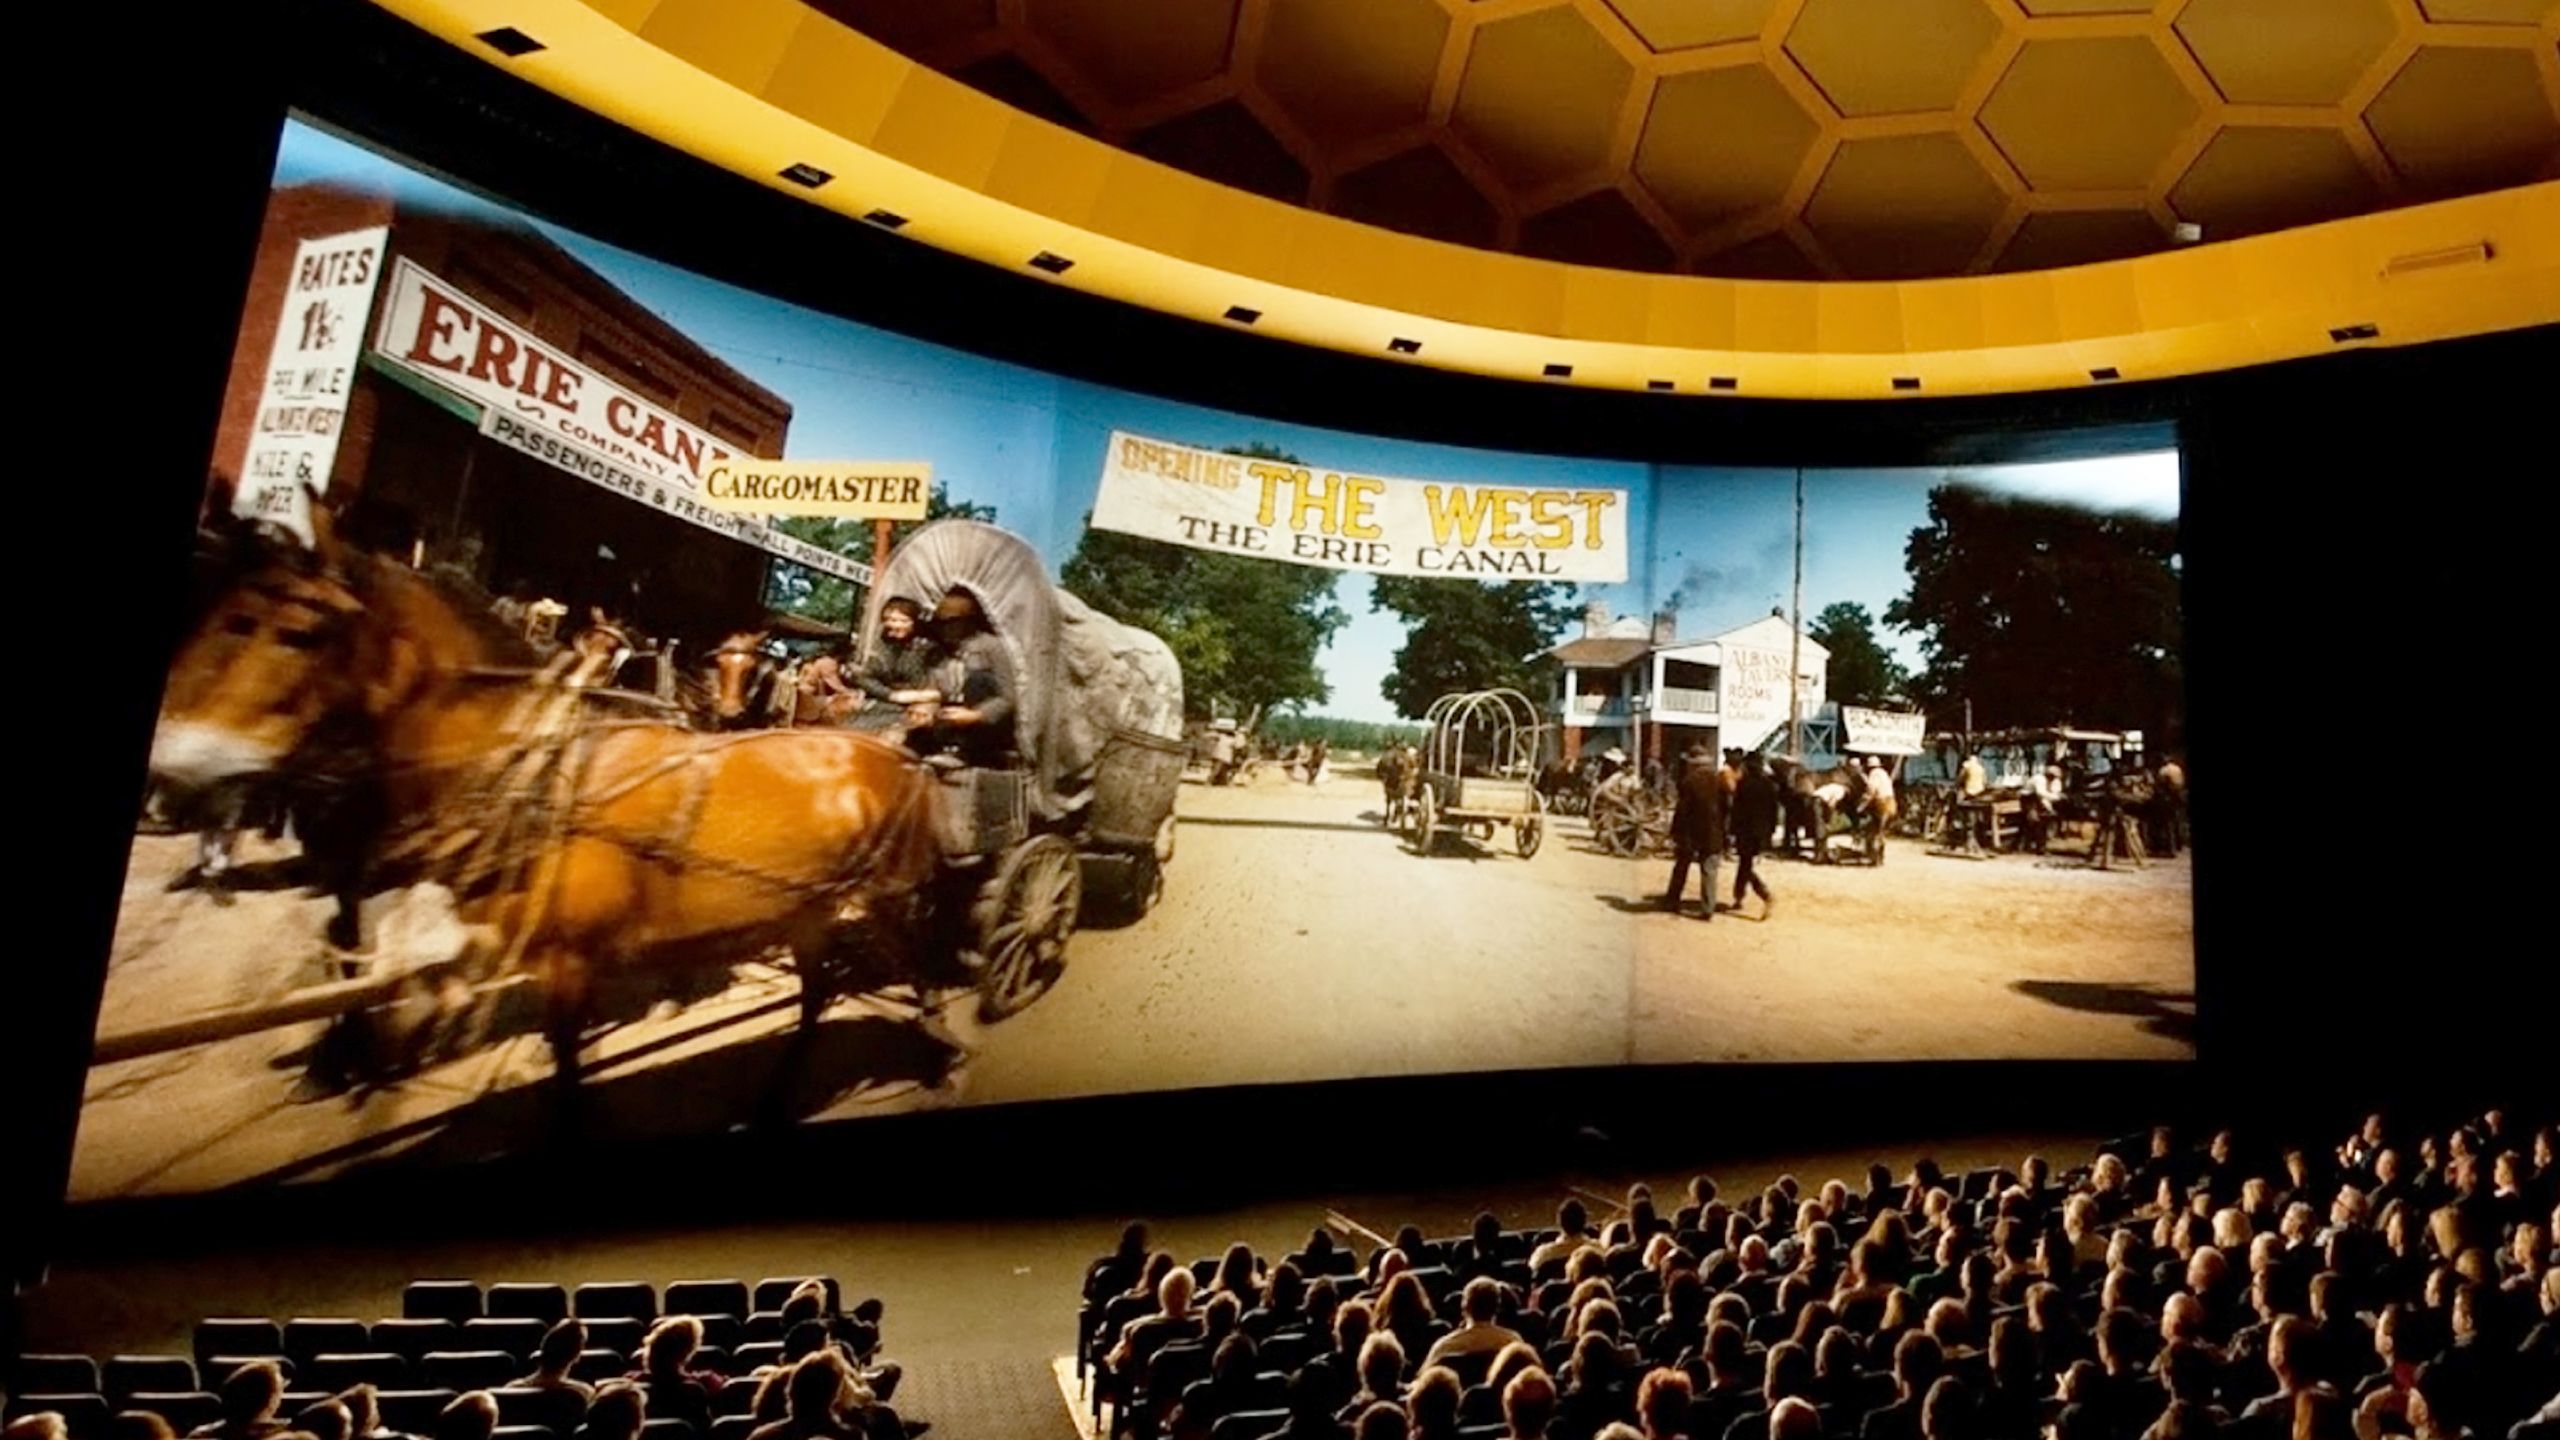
left=915, top=588, right=1016, bottom=769
left=848, top=596, right=938, bottom=738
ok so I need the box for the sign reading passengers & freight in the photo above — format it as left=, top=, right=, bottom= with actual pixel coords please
left=1091, top=430, right=1628, bottom=582
left=702, top=459, right=932, bottom=519
left=373, top=258, right=868, bottom=584
left=235, top=226, right=389, bottom=541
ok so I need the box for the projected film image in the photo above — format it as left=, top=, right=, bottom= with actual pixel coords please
left=76, top=120, right=2191, bottom=1198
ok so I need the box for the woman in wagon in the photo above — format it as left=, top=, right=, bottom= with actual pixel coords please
left=853, top=597, right=938, bottom=714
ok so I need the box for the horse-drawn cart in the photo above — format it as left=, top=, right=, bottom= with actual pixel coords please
left=107, top=514, right=1183, bottom=1094
left=1406, top=688, right=1549, bottom=858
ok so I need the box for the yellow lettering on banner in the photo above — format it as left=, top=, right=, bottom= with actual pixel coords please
left=1484, top=489, right=1527, bottom=548
left=1528, top=491, right=1575, bottom=549
left=1341, top=476, right=1384, bottom=541
left=1250, top=461, right=1295, bottom=527
left=1576, top=491, right=1619, bottom=549
left=1425, top=484, right=1501, bottom=547
left=1292, top=471, right=1340, bottom=536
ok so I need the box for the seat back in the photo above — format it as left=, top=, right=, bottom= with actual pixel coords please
left=581, top=1319, right=645, bottom=1360
left=302, top=1354, right=411, bottom=1392
left=7, top=1393, right=112, bottom=1440
left=14, top=1356, right=101, bottom=1394
left=372, top=1320, right=466, bottom=1363
left=422, top=1351, right=521, bottom=1392
left=491, top=1386, right=586, bottom=1434
left=283, top=1321, right=372, bottom=1367
left=103, top=1357, right=201, bottom=1402
left=572, top=1283, right=658, bottom=1323
left=569, top=1350, right=628, bottom=1383
left=1209, top=1408, right=1287, bottom=1440
left=487, top=1286, right=571, bottom=1324
left=639, top=1419, right=699, bottom=1440
left=405, top=1281, right=485, bottom=1323
left=661, top=1282, right=749, bottom=1322
left=748, top=1278, right=839, bottom=1316
left=193, top=1321, right=284, bottom=1369
left=125, top=1392, right=223, bottom=1433
left=377, top=1389, right=463, bottom=1434
left=463, top=1318, right=553, bottom=1361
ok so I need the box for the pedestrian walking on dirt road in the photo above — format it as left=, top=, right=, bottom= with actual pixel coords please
left=1732, top=752, right=1779, bottom=919
left=1663, top=743, right=1728, bottom=920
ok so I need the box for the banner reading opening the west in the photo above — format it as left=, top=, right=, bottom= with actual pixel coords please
left=1091, top=429, right=1630, bottom=582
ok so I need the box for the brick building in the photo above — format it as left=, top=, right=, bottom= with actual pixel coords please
left=210, top=182, right=827, bottom=639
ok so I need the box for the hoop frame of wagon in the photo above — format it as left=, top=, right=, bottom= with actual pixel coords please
left=1405, top=687, right=1551, bottom=859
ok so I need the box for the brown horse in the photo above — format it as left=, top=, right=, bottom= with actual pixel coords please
left=150, top=514, right=941, bottom=1095
left=705, top=630, right=780, bottom=729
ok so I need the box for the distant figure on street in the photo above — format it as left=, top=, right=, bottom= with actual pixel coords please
left=1663, top=742, right=1729, bottom=921
left=1954, top=751, right=1992, bottom=853
left=1862, top=756, right=1896, bottom=866
left=1731, top=753, right=1779, bottom=920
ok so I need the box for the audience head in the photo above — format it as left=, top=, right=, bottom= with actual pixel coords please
left=433, top=1392, right=498, bottom=1440
left=1488, top=1341, right=1544, bottom=1396
left=293, top=1402, right=350, bottom=1440
left=1921, top=1375, right=1972, bottom=1440
left=1637, top=1368, right=1695, bottom=1440
left=222, top=1361, right=286, bottom=1426
left=1355, top=1401, right=1407, bottom=1440
left=1894, top=1330, right=1948, bottom=1397
left=1407, top=1366, right=1462, bottom=1436
left=786, top=1352, right=849, bottom=1423
left=1158, top=1264, right=1197, bottom=1318
left=642, top=1315, right=702, bottom=1375
left=1503, top=1367, right=1558, bottom=1440
left=1765, top=1339, right=1814, bottom=1405
left=537, top=1318, right=586, bottom=1373
left=1359, top=1331, right=1407, bottom=1399
left=334, top=1386, right=379, bottom=1438
left=1336, top=1298, right=1376, bottom=1355
left=107, top=1416, right=175, bottom=1440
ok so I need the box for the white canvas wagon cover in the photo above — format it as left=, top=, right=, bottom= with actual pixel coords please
left=857, top=519, right=1184, bottom=825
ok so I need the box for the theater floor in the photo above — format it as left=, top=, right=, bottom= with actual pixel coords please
left=24, top=1135, right=2083, bottom=1440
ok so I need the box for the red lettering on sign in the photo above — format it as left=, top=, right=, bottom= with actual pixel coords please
left=405, top=282, right=473, bottom=373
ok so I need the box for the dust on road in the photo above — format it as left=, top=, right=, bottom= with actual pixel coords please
left=72, top=764, right=2190, bottom=1198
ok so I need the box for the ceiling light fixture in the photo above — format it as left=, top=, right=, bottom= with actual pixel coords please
left=1223, top=306, right=1262, bottom=325
left=861, top=209, right=908, bottom=230
left=779, top=163, right=832, bottom=189
left=1028, top=252, right=1075, bottom=274
left=475, top=27, right=544, bottom=56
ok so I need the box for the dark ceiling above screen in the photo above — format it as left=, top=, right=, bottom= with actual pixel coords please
left=808, top=0, right=2560, bottom=280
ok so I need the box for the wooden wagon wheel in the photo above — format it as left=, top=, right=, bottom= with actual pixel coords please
left=1410, top=784, right=1439, bottom=856
left=1515, top=789, right=1546, bottom=859
left=1592, top=795, right=1641, bottom=856
left=966, top=833, right=1080, bottom=1022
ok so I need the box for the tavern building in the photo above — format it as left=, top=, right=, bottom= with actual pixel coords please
left=1548, top=601, right=1833, bottom=771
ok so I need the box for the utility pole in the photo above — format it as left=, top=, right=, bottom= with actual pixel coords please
left=1788, top=467, right=1805, bottom=760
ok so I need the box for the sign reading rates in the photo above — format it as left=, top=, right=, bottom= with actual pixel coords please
left=1090, top=430, right=1628, bottom=582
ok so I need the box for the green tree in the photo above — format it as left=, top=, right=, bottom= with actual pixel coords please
left=1261, top=714, right=1425, bottom=751
left=763, top=483, right=998, bottom=624
left=1368, top=576, right=1578, bottom=719
left=1061, top=445, right=1349, bottom=717
left=1808, top=601, right=1910, bottom=708
left=1884, top=485, right=2182, bottom=742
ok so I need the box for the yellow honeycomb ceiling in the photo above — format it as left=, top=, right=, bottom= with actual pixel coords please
left=797, top=0, right=2560, bottom=279
left=362, top=0, right=2560, bottom=397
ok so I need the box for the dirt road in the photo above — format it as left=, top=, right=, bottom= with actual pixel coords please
left=71, top=765, right=2190, bottom=1198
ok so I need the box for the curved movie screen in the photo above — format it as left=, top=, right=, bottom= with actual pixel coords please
left=75, top=120, right=2192, bottom=1199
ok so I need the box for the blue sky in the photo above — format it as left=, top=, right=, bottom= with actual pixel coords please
left=271, top=118, right=2178, bottom=724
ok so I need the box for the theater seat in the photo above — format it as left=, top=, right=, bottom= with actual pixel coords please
left=14, top=1356, right=101, bottom=1394
left=405, top=1282, right=485, bottom=1323
left=710, top=1387, right=757, bottom=1418
left=569, top=1350, right=628, bottom=1384
left=710, top=1417, right=756, bottom=1440
left=692, top=1318, right=742, bottom=1354
left=201, top=1358, right=296, bottom=1390
left=661, top=1282, right=748, bottom=1322
left=193, top=1321, right=284, bottom=1369
left=6, top=1393, right=111, bottom=1440
left=487, top=1286, right=570, bottom=1324
left=302, top=1354, right=410, bottom=1392
left=740, top=1314, right=784, bottom=1346
left=283, top=1321, right=372, bottom=1367
left=126, top=1392, right=222, bottom=1433
left=422, top=1352, right=521, bottom=1391
left=571, top=1284, right=657, bottom=1323
left=1210, top=1409, right=1286, bottom=1440
left=581, top=1320, right=645, bottom=1359
left=464, top=1319, right=551, bottom=1360
left=729, top=1343, right=783, bottom=1376
left=103, top=1357, right=200, bottom=1402
left=493, top=1425, right=558, bottom=1440
left=640, top=1419, right=698, bottom=1440
left=373, top=1321, right=465, bottom=1363
left=492, top=1386, right=585, bottom=1434
left=376, top=1389, right=462, bottom=1434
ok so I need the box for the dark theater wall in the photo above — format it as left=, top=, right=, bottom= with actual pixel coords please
left=17, top=0, right=2552, bottom=1277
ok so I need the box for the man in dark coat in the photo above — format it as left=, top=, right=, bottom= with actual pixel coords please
left=1663, top=742, right=1728, bottom=919
left=1732, top=751, right=1779, bottom=919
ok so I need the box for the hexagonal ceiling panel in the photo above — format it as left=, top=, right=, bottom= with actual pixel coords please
left=787, top=0, right=2560, bottom=279
left=1448, top=5, right=1635, bottom=195
left=1603, top=0, right=1779, bottom=51
left=1786, top=0, right=2004, bottom=116
left=2365, top=45, right=2560, bottom=198
left=1519, top=188, right=1678, bottom=270
left=1633, top=64, right=1822, bottom=232
left=1333, top=143, right=1502, bottom=250
left=1255, top=0, right=1447, bottom=151
left=2169, top=126, right=2383, bottom=239
left=2175, top=0, right=2400, bottom=107
left=1022, top=0, right=1240, bottom=109
left=1993, top=210, right=2168, bottom=272
left=1804, top=132, right=2011, bottom=278
left=1981, top=36, right=2200, bottom=191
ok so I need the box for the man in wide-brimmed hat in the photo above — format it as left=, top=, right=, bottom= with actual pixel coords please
left=917, top=588, right=1015, bottom=769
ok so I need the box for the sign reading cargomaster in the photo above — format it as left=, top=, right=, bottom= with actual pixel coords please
left=1090, top=429, right=1628, bottom=582
left=702, top=460, right=931, bottom=519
